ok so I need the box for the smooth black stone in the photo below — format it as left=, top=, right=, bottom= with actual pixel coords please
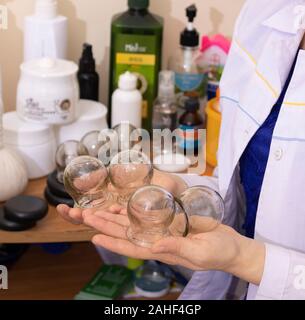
left=0, top=207, right=36, bottom=232
left=44, top=187, right=74, bottom=208
left=47, top=170, right=71, bottom=198
left=4, top=195, right=48, bottom=223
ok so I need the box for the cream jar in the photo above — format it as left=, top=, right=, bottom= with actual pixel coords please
left=54, top=99, right=108, bottom=145
left=17, top=58, right=79, bottom=125
left=3, top=112, right=57, bottom=180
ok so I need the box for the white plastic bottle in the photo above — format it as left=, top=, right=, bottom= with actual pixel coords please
left=111, top=72, right=143, bottom=129
left=24, top=0, right=68, bottom=62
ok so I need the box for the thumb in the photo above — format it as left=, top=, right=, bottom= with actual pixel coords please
left=108, top=204, right=128, bottom=215
left=152, top=236, right=194, bottom=259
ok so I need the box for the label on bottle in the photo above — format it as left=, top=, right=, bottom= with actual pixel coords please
left=112, top=34, right=160, bottom=131
left=177, top=124, right=205, bottom=152
left=207, top=80, right=219, bottom=101
left=175, top=73, right=205, bottom=95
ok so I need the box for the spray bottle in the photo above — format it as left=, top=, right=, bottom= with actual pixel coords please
left=152, top=70, right=177, bottom=131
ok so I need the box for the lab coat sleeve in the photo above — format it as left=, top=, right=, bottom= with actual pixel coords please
left=255, top=244, right=305, bottom=300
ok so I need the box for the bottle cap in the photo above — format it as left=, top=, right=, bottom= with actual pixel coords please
left=79, top=43, right=96, bottom=73
left=180, top=4, right=199, bottom=47
left=118, top=72, right=138, bottom=91
left=35, top=0, right=57, bottom=19
left=128, top=0, right=149, bottom=9
left=158, top=71, right=175, bottom=98
left=185, top=98, right=200, bottom=112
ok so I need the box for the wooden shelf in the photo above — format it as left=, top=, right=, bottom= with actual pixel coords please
left=0, top=178, right=97, bottom=244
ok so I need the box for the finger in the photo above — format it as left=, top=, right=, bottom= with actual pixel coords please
left=108, top=204, right=123, bottom=212
left=83, top=213, right=128, bottom=239
left=69, top=208, right=84, bottom=224
left=57, top=204, right=69, bottom=216
left=92, top=234, right=201, bottom=270
left=152, top=236, right=197, bottom=259
left=57, top=205, right=82, bottom=225
left=108, top=204, right=128, bottom=215
left=93, top=210, right=130, bottom=227
left=92, top=234, right=154, bottom=260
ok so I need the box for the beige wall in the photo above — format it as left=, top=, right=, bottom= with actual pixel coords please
left=0, top=0, right=245, bottom=111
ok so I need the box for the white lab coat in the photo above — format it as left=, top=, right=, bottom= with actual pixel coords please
left=179, top=0, right=305, bottom=300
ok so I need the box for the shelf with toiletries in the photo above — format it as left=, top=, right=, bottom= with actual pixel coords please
left=0, top=0, right=226, bottom=237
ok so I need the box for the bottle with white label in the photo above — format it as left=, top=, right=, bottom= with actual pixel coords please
left=168, top=5, right=205, bottom=119
left=111, top=72, right=143, bottom=128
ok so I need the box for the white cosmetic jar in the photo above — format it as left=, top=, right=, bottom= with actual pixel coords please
left=54, top=99, right=108, bottom=145
left=3, top=112, right=57, bottom=180
left=17, top=58, right=79, bottom=125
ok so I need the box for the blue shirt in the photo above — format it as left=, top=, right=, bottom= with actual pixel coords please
left=239, top=51, right=299, bottom=239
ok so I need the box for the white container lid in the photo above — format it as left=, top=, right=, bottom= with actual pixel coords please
left=3, top=111, right=55, bottom=146
left=77, top=99, right=107, bottom=121
left=54, top=100, right=108, bottom=144
left=20, top=58, right=78, bottom=78
left=153, top=153, right=191, bottom=173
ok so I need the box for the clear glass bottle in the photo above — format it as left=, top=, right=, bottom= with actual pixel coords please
left=152, top=71, right=178, bottom=158
left=152, top=71, right=177, bottom=131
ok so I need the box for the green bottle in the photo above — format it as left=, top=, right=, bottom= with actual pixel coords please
left=109, top=0, right=163, bottom=132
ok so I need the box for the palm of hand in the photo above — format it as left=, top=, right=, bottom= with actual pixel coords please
left=81, top=207, right=241, bottom=272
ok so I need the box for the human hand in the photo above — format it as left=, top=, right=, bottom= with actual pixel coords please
left=57, top=170, right=187, bottom=224
left=82, top=209, right=265, bottom=285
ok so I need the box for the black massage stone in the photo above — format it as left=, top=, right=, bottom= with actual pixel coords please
left=44, top=187, right=74, bottom=208
left=47, top=170, right=71, bottom=198
left=4, top=195, right=48, bottom=223
left=0, top=207, right=36, bottom=232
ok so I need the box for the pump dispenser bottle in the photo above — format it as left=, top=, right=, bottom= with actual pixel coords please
left=78, top=44, right=100, bottom=102
left=24, top=0, right=68, bottom=62
left=169, top=5, right=204, bottom=116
